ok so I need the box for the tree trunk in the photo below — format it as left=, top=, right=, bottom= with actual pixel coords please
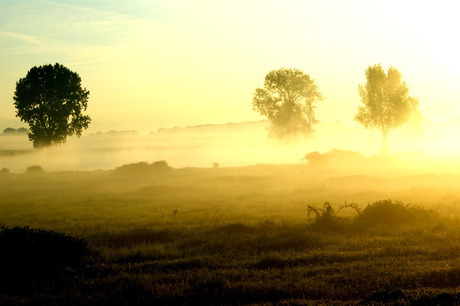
left=381, top=129, right=389, bottom=155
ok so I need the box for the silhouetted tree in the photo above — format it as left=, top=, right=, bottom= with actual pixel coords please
left=354, top=63, right=419, bottom=151
left=252, top=68, right=323, bottom=140
left=13, top=63, right=91, bottom=148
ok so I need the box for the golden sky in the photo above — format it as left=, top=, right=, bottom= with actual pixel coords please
left=1, top=0, right=459, bottom=134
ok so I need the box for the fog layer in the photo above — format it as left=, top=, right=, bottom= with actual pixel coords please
left=0, top=118, right=459, bottom=173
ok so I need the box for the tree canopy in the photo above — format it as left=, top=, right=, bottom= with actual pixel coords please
left=252, top=68, right=323, bottom=140
left=354, top=63, right=419, bottom=150
left=13, top=63, right=91, bottom=148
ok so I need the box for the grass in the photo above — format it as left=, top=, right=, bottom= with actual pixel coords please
left=2, top=164, right=460, bottom=304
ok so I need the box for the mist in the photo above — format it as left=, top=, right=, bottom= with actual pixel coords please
left=1, top=117, right=459, bottom=174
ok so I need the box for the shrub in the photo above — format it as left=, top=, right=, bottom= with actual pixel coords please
left=25, top=165, right=44, bottom=174
left=1, top=127, right=28, bottom=135
left=0, top=167, right=10, bottom=174
left=355, top=199, right=432, bottom=226
left=307, top=202, right=360, bottom=231
left=0, top=226, right=93, bottom=292
left=114, top=160, right=171, bottom=175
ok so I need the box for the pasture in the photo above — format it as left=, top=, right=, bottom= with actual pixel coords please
left=2, top=160, right=460, bottom=304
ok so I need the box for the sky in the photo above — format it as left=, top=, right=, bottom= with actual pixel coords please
left=1, top=0, right=460, bottom=134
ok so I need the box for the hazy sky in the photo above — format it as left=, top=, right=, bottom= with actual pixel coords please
left=1, top=0, right=459, bottom=133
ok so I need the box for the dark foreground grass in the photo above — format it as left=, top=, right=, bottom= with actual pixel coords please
left=2, top=218, right=460, bottom=305
left=3, top=166, right=460, bottom=304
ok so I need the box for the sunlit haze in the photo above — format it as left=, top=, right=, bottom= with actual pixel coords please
left=1, top=1, right=460, bottom=165
left=1, top=1, right=459, bottom=131
left=5, top=2, right=460, bottom=303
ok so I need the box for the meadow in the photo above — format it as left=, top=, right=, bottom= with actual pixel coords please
left=2, top=157, right=460, bottom=304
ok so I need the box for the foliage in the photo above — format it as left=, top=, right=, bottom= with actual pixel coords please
left=307, top=202, right=360, bottom=231
left=13, top=63, right=91, bottom=148
left=1, top=127, right=28, bottom=136
left=0, top=226, right=93, bottom=292
left=356, top=199, right=433, bottom=226
left=354, top=63, right=420, bottom=149
left=25, top=165, right=44, bottom=174
left=114, top=160, right=172, bottom=175
left=0, top=167, right=10, bottom=174
left=252, top=68, right=323, bottom=140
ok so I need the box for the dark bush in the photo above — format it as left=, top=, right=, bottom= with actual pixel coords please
left=355, top=199, right=433, bottom=226
left=0, top=226, right=93, bottom=292
left=307, top=202, right=360, bottom=231
left=0, top=167, right=10, bottom=174
left=114, top=160, right=171, bottom=175
left=25, top=164, right=44, bottom=174
left=1, top=127, right=28, bottom=135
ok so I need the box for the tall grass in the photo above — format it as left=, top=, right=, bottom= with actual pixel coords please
left=1, top=165, right=460, bottom=303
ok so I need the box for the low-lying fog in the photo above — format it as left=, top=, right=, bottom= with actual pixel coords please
left=1, top=118, right=460, bottom=174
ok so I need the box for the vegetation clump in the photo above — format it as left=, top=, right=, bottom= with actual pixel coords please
left=114, top=160, right=172, bottom=175
left=1, top=127, right=28, bottom=135
left=0, top=226, right=93, bottom=292
left=0, top=167, right=10, bottom=174
left=25, top=165, right=44, bottom=174
left=355, top=199, right=433, bottom=226
left=307, top=202, right=360, bottom=231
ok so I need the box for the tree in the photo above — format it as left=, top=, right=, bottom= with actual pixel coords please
left=354, top=63, right=419, bottom=151
left=252, top=68, right=323, bottom=140
left=13, top=63, right=91, bottom=148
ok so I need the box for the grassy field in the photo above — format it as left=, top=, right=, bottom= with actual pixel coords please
left=2, top=161, right=460, bottom=304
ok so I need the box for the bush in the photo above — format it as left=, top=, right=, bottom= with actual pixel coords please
left=0, top=226, right=93, bottom=292
left=25, top=165, right=44, bottom=174
left=0, top=167, right=10, bottom=174
left=355, top=199, right=433, bottom=226
left=114, top=160, right=171, bottom=175
left=1, top=127, right=28, bottom=135
left=307, top=202, right=360, bottom=231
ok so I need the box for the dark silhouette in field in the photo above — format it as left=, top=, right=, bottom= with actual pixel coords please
left=355, top=63, right=420, bottom=152
left=301, top=149, right=366, bottom=169
left=1, top=127, right=28, bottom=136
left=13, top=63, right=91, bottom=148
left=307, top=200, right=434, bottom=232
left=0, top=226, right=92, bottom=293
left=25, top=165, right=44, bottom=174
left=114, top=160, right=172, bottom=176
left=252, top=68, right=323, bottom=140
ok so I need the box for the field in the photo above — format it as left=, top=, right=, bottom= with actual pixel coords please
left=2, top=158, right=460, bottom=304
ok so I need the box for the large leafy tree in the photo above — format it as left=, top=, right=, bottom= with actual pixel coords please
left=13, top=63, right=91, bottom=148
left=355, top=63, right=419, bottom=151
left=252, top=68, right=323, bottom=140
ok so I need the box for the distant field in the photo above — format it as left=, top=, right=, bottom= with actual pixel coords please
left=3, top=118, right=460, bottom=173
left=2, top=162, right=460, bottom=304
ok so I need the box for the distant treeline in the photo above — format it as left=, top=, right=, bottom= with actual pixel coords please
left=88, top=130, right=139, bottom=137
left=1, top=127, right=28, bottom=136
left=154, top=120, right=267, bottom=135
